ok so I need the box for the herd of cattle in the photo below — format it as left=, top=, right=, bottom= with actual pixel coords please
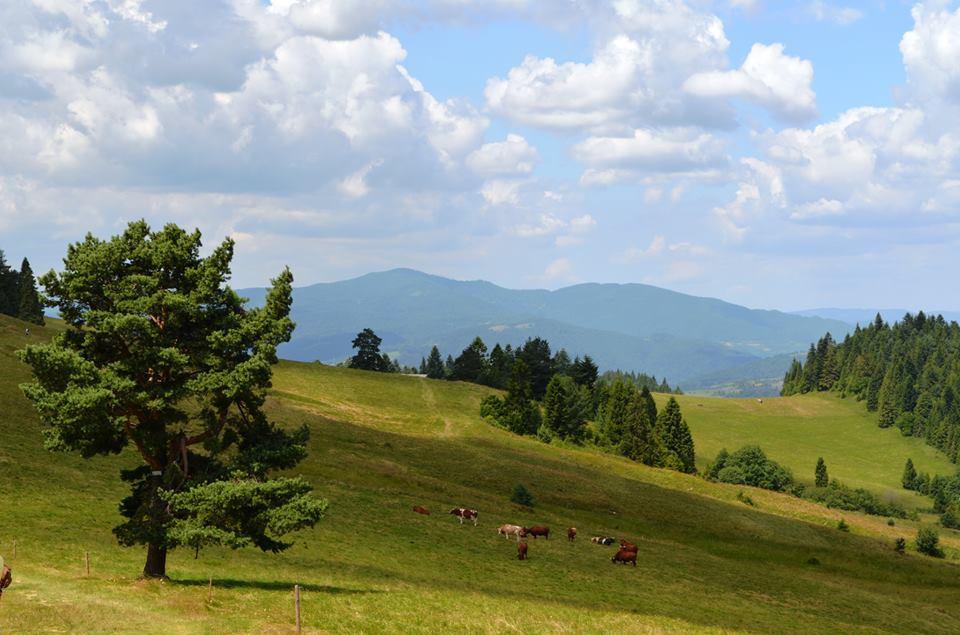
left=414, top=506, right=638, bottom=566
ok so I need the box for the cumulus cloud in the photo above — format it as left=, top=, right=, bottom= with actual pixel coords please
left=465, top=134, right=538, bottom=177
left=900, top=2, right=960, bottom=104
left=806, top=1, right=863, bottom=26
left=573, top=128, right=727, bottom=177
left=684, top=43, right=817, bottom=122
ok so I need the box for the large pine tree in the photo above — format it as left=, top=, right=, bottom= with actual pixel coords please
left=655, top=397, right=696, bottom=473
left=0, top=249, right=18, bottom=316
left=425, top=345, right=446, bottom=379
left=17, top=257, right=45, bottom=325
left=815, top=457, right=829, bottom=487
left=619, top=390, right=662, bottom=465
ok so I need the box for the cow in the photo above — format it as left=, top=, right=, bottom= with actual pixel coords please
left=524, top=525, right=549, bottom=539
left=619, top=539, right=637, bottom=552
left=567, top=527, right=577, bottom=542
left=449, top=507, right=479, bottom=526
left=498, top=524, right=526, bottom=541
left=517, top=541, right=528, bottom=560
left=591, top=536, right=616, bottom=546
left=0, top=558, right=11, bottom=601
left=612, top=548, right=637, bottom=566
left=412, top=505, right=431, bottom=515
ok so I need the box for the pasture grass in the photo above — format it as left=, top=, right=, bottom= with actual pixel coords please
left=2, top=314, right=960, bottom=633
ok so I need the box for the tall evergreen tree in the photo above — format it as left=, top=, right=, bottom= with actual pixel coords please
left=425, top=346, right=445, bottom=379
left=902, top=458, right=917, bottom=490
left=17, top=221, right=325, bottom=578
left=815, top=457, right=829, bottom=487
left=571, top=355, right=599, bottom=390
left=452, top=337, right=487, bottom=383
left=16, top=257, right=44, bottom=325
left=349, top=328, right=388, bottom=371
left=597, top=380, right=633, bottom=445
left=519, top=337, right=553, bottom=399
left=542, top=375, right=588, bottom=441
left=500, top=359, right=541, bottom=435
left=655, top=397, right=696, bottom=473
left=619, top=390, right=663, bottom=466
left=0, top=249, right=18, bottom=316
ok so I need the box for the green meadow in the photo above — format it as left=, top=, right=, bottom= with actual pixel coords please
left=2, top=314, right=960, bottom=633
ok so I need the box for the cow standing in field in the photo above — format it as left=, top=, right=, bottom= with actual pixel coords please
left=498, top=524, right=525, bottom=541
left=619, top=539, right=637, bottom=552
left=412, top=505, right=431, bottom=515
left=524, top=525, right=549, bottom=539
left=567, top=527, right=577, bottom=542
left=517, top=541, right=528, bottom=560
left=612, top=548, right=637, bottom=566
left=0, top=557, right=11, bottom=601
left=449, top=507, right=479, bottom=525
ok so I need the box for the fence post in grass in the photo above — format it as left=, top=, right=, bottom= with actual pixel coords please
left=85, top=551, right=90, bottom=576
left=294, top=584, right=302, bottom=633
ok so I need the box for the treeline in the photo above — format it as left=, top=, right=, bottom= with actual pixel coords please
left=479, top=351, right=695, bottom=474
left=782, top=312, right=960, bottom=462
left=0, top=249, right=44, bottom=325
left=902, top=459, right=960, bottom=528
left=420, top=337, right=680, bottom=395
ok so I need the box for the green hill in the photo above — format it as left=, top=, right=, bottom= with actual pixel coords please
left=2, top=314, right=960, bottom=633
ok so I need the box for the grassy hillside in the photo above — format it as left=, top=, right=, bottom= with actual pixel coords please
left=667, top=392, right=956, bottom=510
left=2, top=314, right=960, bottom=633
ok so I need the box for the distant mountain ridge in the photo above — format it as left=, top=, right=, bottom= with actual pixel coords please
left=792, top=308, right=960, bottom=327
left=240, top=268, right=850, bottom=387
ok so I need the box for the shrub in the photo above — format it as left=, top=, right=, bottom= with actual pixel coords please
left=894, top=537, right=906, bottom=554
left=940, top=505, right=960, bottom=530
left=887, top=518, right=895, bottom=527
left=804, top=482, right=907, bottom=519
left=706, top=449, right=729, bottom=480
left=806, top=556, right=820, bottom=565
left=837, top=519, right=849, bottom=532
left=916, top=526, right=944, bottom=557
left=479, top=395, right=504, bottom=420
left=736, top=490, right=755, bottom=507
left=713, top=446, right=793, bottom=492
left=511, top=484, right=534, bottom=507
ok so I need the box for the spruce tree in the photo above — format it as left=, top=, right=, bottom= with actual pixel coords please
left=543, top=375, right=587, bottom=441
left=598, top=380, right=633, bottom=445
left=815, top=457, right=829, bottom=487
left=16, top=257, right=45, bottom=325
left=571, top=355, right=599, bottom=389
left=501, top=359, right=541, bottom=435
left=655, top=397, right=696, bottom=473
left=619, top=390, right=662, bottom=466
left=0, top=249, right=18, bottom=316
left=452, top=337, right=487, bottom=382
left=17, top=221, right=325, bottom=578
left=902, top=458, right=917, bottom=490
left=425, top=346, right=445, bottom=379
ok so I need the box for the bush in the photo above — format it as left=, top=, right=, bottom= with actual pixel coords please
left=736, top=490, right=755, bottom=506
left=940, top=505, right=960, bottom=530
left=894, top=537, right=906, bottom=554
left=837, top=519, right=849, bottom=532
left=511, top=484, right=534, bottom=507
left=804, top=482, right=907, bottom=519
left=806, top=556, right=820, bottom=565
left=712, top=446, right=793, bottom=492
left=916, top=526, right=944, bottom=557
left=479, top=395, right=504, bottom=421
left=887, top=518, right=896, bottom=527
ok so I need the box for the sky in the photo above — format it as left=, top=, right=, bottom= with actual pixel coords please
left=2, top=0, right=960, bottom=311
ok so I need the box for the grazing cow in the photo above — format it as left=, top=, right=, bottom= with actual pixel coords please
left=611, top=548, right=637, bottom=566
left=567, top=527, right=577, bottom=542
left=517, top=541, right=528, bottom=560
left=0, top=558, right=11, bottom=600
left=449, top=507, right=479, bottom=525
left=619, top=539, right=637, bottom=552
left=524, top=525, right=550, bottom=540
left=591, top=536, right=616, bottom=546
left=412, top=505, right=431, bottom=515
left=498, top=524, right=526, bottom=541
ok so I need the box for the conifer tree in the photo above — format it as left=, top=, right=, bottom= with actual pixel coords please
left=655, top=397, right=696, bottom=473
left=16, top=257, right=45, bottom=324
left=815, top=457, right=829, bottom=487
left=500, top=359, right=541, bottom=435
left=902, top=458, right=917, bottom=490
left=619, top=390, right=662, bottom=465
left=543, top=375, right=588, bottom=441
left=571, top=355, right=599, bottom=390
left=350, top=328, right=388, bottom=371
left=425, top=346, right=445, bottom=379
left=17, top=221, right=325, bottom=578
left=598, top=380, right=633, bottom=445
left=452, top=337, right=487, bottom=382
left=0, top=249, right=18, bottom=316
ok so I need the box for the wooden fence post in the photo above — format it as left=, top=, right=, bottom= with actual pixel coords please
left=294, top=584, right=302, bottom=633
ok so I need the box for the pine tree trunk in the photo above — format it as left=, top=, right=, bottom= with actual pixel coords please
left=142, top=471, right=168, bottom=578
left=143, top=541, right=167, bottom=578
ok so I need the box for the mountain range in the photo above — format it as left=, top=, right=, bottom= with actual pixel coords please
left=241, top=268, right=852, bottom=392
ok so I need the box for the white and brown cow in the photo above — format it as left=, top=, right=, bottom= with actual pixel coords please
left=498, top=524, right=525, bottom=541
left=449, top=507, right=479, bottom=525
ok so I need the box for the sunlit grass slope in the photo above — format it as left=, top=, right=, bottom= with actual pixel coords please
left=667, top=392, right=955, bottom=508
left=2, top=313, right=960, bottom=633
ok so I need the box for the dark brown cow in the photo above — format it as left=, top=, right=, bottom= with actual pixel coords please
left=612, top=548, right=637, bottom=566
left=517, top=541, right=528, bottom=560
left=0, top=562, right=11, bottom=600
left=619, top=539, right=637, bottom=552
left=412, top=505, right=431, bottom=515
left=449, top=507, right=479, bottom=525
left=524, top=525, right=549, bottom=539
left=567, top=527, right=577, bottom=542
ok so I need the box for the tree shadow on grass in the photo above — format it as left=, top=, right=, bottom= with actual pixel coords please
left=172, top=578, right=384, bottom=595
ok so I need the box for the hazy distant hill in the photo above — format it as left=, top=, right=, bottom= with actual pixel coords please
left=792, top=308, right=960, bottom=327
left=241, top=268, right=849, bottom=385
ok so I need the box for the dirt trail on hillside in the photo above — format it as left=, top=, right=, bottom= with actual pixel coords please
left=419, top=379, right=454, bottom=436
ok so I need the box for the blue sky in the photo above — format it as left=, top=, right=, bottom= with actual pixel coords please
left=1, top=0, right=960, bottom=311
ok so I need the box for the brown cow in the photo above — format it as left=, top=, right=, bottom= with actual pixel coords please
left=619, top=539, right=637, bottom=552
left=611, top=548, right=637, bottom=566
left=517, top=541, right=528, bottom=560
left=412, top=505, right=431, bottom=515
left=0, top=561, right=11, bottom=600
left=524, top=525, right=549, bottom=539
left=449, top=507, right=479, bottom=525
left=567, top=527, right=577, bottom=542
left=498, top=524, right=526, bottom=541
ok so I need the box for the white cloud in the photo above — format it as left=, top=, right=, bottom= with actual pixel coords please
left=337, top=160, right=383, bottom=199
left=806, top=2, right=863, bottom=26
left=480, top=179, right=525, bottom=206
left=900, top=2, right=960, bottom=105
left=573, top=128, right=727, bottom=173
left=790, top=198, right=844, bottom=220
left=542, top=257, right=574, bottom=282
left=465, top=134, right=538, bottom=177
left=684, top=43, right=817, bottom=121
